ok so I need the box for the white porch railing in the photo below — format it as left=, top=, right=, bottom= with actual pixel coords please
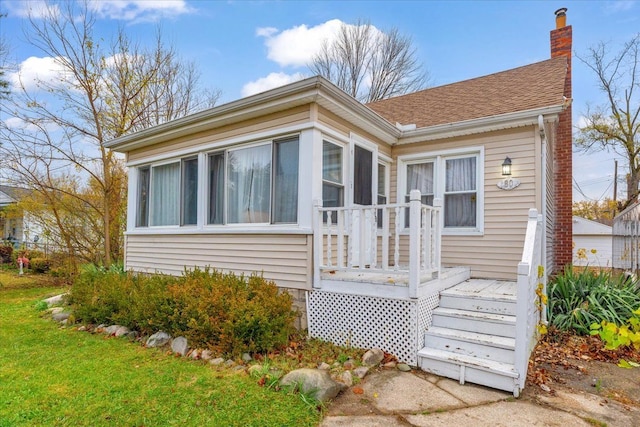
left=313, top=190, right=442, bottom=298
left=514, top=208, right=545, bottom=394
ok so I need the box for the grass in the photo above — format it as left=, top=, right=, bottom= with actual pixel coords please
left=0, top=270, right=320, bottom=427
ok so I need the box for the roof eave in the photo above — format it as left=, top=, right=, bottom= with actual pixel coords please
left=105, top=76, right=399, bottom=152
left=397, top=104, right=565, bottom=145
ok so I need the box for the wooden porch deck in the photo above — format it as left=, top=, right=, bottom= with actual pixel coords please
left=441, top=279, right=517, bottom=300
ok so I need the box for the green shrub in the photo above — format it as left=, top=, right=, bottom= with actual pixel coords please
left=30, top=258, right=52, bottom=273
left=0, top=245, right=13, bottom=263
left=547, top=267, right=640, bottom=334
left=69, top=266, right=296, bottom=356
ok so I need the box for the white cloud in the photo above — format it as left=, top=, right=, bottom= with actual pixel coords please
left=9, top=56, right=75, bottom=92
left=256, top=27, right=278, bottom=37
left=241, top=72, right=306, bottom=97
left=4, top=116, right=60, bottom=133
left=5, top=0, right=60, bottom=19
left=605, top=1, right=636, bottom=13
left=88, top=0, right=192, bottom=22
left=258, top=19, right=344, bottom=67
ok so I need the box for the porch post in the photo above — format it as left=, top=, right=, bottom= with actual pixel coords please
left=409, top=190, right=421, bottom=298
left=312, top=199, right=322, bottom=289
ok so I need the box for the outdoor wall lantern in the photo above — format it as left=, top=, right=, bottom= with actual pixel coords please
left=497, top=156, right=521, bottom=190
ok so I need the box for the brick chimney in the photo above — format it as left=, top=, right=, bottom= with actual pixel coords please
left=550, top=7, right=573, bottom=273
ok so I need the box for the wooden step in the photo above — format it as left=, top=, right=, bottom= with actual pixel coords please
left=439, top=289, right=516, bottom=316
left=417, top=347, right=519, bottom=394
left=424, top=326, right=515, bottom=364
left=431, top=307, right=516, bottom=338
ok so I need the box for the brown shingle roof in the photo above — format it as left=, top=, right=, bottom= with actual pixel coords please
left=366, top=57, right=568, bottom=128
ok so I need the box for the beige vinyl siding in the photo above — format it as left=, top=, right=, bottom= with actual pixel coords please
left=317, top=107, right=392, bottom=158
left=125, top=233, right=312, bottom=290
left=392, top=127, right=540, bottom=279
left=128, top=106, right=312, bottom=162
left=545, top=121, right=557, bottom=274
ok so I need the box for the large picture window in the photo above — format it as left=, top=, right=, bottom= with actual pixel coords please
left=207, top=136, right=299, bottom=225
left=402, top=151, right=481, bottom=232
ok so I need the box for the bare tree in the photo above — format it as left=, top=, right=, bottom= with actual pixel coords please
left=309, top=20, right=429, bottom=103
left=0, top=1, right=219, bottom=266
left=0, top=13, right=10, bottom=100
left=575, top=34, right=640, bottom=208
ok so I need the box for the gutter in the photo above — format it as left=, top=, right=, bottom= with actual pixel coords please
left=396, top=104, right=566, bottom=145
left=105, top=76, right=399, bottom=152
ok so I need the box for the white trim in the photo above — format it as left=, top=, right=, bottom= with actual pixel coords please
left=397, top=146, right=485, bottom=236
left=349, top=132, right=378, bottom=207
left=397, top=106, right=565, bottom=144
left=126, top=124, right=311, bottom=167
left=125, top=226, right=313, bottom=236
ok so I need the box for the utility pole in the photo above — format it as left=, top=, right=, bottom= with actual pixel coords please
left=613, top=160, right=618, bottom=202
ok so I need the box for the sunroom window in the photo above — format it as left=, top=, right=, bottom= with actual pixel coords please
left=138, top=157, right=198, bottom=227
left=207, top=136, right=299, bottom=225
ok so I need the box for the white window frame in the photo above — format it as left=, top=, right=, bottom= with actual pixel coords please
left=205, top=136, right=300, bottom=227
left=398, top=147, right=484, bottom=236
left=321, top=138, right=346, bottom=212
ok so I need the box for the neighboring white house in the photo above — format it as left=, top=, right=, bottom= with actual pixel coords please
left=0, top=185, right=48, bottom=249
left=572, top=216, right=612, bottom=268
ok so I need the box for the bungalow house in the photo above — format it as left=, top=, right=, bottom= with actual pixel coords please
left=105, top=9, right=573, bottom=396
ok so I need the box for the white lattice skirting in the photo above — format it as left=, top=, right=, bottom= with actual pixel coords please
left=307, top=291, right=441, bottom=366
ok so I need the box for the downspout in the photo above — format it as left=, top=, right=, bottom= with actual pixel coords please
left=538, top=114, right=549, bottom=325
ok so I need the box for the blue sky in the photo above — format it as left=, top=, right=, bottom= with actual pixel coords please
left=1, top=0, right=638, bottom=202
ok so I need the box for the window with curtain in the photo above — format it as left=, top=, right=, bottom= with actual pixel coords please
left=181, top=157, right=198, bottom=226
left=136, top=167, right=150, bottom=227
left=137, top=159, right=198, bottom=228
left=322, top=141, right=343, bottom=222
left=207, top=136, right=300, bottom=225
left=405, top=161, right=434, bottom=226
left=273, top=137, right=299, bottom=223
left=377, top=163, right=388, bottom=228
left=444, top=157, right=477, bottom=227
left=150, top=162, right=180, bottom=226
left=208, top=153, right=225, bottom=225
left=402, top=153, right=480, bottom=230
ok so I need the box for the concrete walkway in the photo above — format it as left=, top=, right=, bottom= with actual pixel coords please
left=321, top=369, right=639, bottom=427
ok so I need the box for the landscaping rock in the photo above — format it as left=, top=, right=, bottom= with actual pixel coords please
left=354, top=366, right=369, bottom=379
left=200, top=349, right=213, bottom=361
left=124, top=331, right=137, bottom=340
left=242, top=353, right=252, bottom=363
left=210, top=357, right=225, bottom=366
left=397, top=363, right=411, bottom=372
left=224, top=359, right=236, bottom=368
left=190, top=349, right=200, bottom=359
left=362, top=348, right=385, bottom=366
left=340, top=370, right=353, bottom=387
left=280, top=368, right=347, bottom=403
left=248, top=364, right=263, bottom=376
left=105, top=325, right=120, bottom=335
left=114, top=326, right=130, bottom=337
left=343, top=359, right=355, bottom=370
left=77, top=325, right=87, bottom=332
left=43, top=294, right=66, bottom=307
left=50, top=307, right=64, bottom=315
left=146, top=331, right=171, bottom=348
left=318, top=362, right=331, bottom=370
left=52, top=312, right=70, bottom=322
left=171, top=337, right=188, bottom=356
left=383, top=361, right=397, bottom=369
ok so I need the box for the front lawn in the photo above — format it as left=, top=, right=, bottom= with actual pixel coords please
left=0, top=271, right=319, bottom=427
